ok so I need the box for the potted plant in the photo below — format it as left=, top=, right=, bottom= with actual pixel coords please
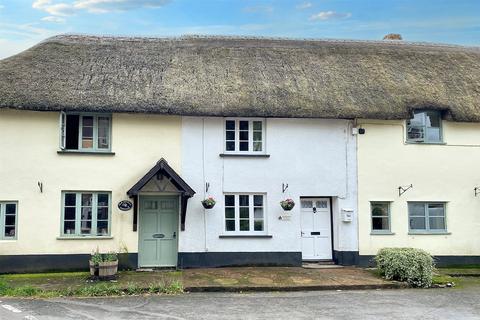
left=201, top=197, right=216, bottom=209
left=98, top=252, right=118, bottom=278
left=280, top=198, right=295, bottom=211
left=89, top=251, right=102, bottom=276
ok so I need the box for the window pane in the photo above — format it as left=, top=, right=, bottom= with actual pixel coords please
left=428, top=204, right=444, bottom=217
left=253, top=131, right=262, bottom=141
left=226, top=120, right=235, bottom=130
left=254, top=195, right=263, bottom=206
left=81, top=207, right=92, bottom=220
left=239, top=195, right=249, bottom=206
left=225, top=220, right=235, bottom=231
left=253, top=121, right=262, bottom=131
left=409, top=112, right=425, bottom=126
left=254, top=220, right=264, bottom=231
left=226, top=131, right=235, bottom=140
left=253, top=142, right=262, bottom=151
left=410, top=217, right=426, bottom=230
left=225, top=208, right=235, bottom=219
left=4, top=226, right=15, bottom=237
left=80, top=221, right=92, bottom=234
left=239, top=219, right=249, bottom=231
left=65, top=193, right=76, bottom=206
left=372, top=217, right=389, bottom=231
left=425, top=111, right=441, bottom=128
left=5, top=214, right=16, bottom=225
left=97, top=221, right=109, bottom=235
left=239, top=121, right=249, bottom=130
left=225, top=195, right=235, bottom=207
left=301, top=200, right=313, bottom=208
left=82, top=194, right=93, bottom=206
left=407, top=127, right=424, bottom=141
left=64, top=207, right=76, bottom=220
left=316, top=200, right=328, bottom=208
left=429, top=217, right=445, bottom=230
left=98, top=194, right=109, bottom=206
left=97, top=117, right=110, bottom=149
left=5, top=204, right=16, bottom=215
left=97, top=207, right=109, bottom=220
left=64, top=221, right=76, bottom=234
left=239, top=207, right=249, bottom=219
left=226, top=141, right=235, bottom=151
left=239, top=131, right=249, bottom=140
left=426, top=127, right=441, bottom=142
left=254, top=208, right=263, bottom=219
left=371, top=203, right=388, bottom=217
left=82, top=116, right=94, bottom=149
left=239, top=142, right=248, bottom=151
left=82, top=116, right=94, bottom=126
left=409, top=203, right=425, bottom=216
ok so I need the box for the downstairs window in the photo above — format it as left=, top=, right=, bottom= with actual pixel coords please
left=224, top=194, right=265, bottom=233
left=0, top=202, right=17, bottom=240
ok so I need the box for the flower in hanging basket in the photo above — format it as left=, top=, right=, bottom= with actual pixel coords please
left=201, top=197, right=216, bottom=209
left=280, top=198, right=295, bottom=211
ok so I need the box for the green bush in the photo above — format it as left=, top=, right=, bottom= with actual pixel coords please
left=375, top=248, right=434, bottom=288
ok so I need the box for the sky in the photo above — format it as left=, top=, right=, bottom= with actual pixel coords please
left=0, top=0, right=479, bottom=59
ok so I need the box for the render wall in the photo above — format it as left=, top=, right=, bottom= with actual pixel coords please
left=357, top=119, right=480, bottom=257
left=0, top=109, right=182, bottom=256
left=180, top=117, right=358, bottom=257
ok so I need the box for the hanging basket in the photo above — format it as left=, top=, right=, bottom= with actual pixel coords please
left=201, top=197, right=216, bottom=209
left=280, top=199, right=295, bottom=211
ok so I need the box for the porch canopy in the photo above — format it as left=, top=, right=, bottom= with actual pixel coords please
left=127, top=158, right=195, bottom=231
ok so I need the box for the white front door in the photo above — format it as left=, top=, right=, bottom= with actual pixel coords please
left=300, top=198, right=332, bottom=260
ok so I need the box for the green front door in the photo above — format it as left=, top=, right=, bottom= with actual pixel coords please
left=138, top=196, right=178, bottom=267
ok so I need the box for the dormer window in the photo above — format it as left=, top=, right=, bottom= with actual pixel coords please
left=60, top=112, right=112, bottom=152
left=406, top=110, right=442, bottom=143
left=224, top=119, right=264, bottom=153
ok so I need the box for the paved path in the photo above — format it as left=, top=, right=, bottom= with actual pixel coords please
left=1, top=288, right=479, bottom=320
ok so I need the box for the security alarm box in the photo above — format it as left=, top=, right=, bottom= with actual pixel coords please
left=341, top=208, right=353, bottom=222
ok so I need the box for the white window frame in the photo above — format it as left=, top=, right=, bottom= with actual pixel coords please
left=59, top=112, right=112, bottom=152
left=61, top=191, right=112, bottom=237
left=0, top=201, right=18, bottom=240
left=224, top=118, right=266, bottom=154
left=223, top=193, right=267, bottom=234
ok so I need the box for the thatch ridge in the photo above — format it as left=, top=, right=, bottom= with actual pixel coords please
left=1, top=34, right=480, bottom=121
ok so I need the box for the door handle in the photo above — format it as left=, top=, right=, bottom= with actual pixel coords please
left=301, top=231, right=305, bottom=236
left=173, top=232, right=176, bottom=239
left=313, top=207, right=317, bottom=213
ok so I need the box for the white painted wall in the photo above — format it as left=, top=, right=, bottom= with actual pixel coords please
left=181, top=117, right=358, bottom=254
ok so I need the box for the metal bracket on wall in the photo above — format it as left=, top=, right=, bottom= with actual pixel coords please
left=37, top=181, right=43, bottom=193
left=282, top=183, right=288, bottom=193
left=474, top=187, right=480, bottom=197
left=205, top=182, right=210, bottom=193
left=398, top=184, right=413, bottom=197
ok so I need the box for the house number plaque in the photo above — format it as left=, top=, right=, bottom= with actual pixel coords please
left=118, top=200, right=133, bottom=211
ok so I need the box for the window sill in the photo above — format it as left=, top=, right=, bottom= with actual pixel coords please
left=219, top=153, right=270, bottom=158
left=405, top=141, right=446, bottom=145
left=370, top=231, right=395, bottom=235
left=57, top=236, right=113, bottom=240
left=219, top=234, right=273, bottom=239
left=408, top=232, right=451, bottom=235
left=0, top=239, right=17, bottom=242
left=57, top=150, right=115, bottom=155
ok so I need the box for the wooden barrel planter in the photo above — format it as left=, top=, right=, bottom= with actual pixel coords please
left=98, top=260, right=118, bottom=278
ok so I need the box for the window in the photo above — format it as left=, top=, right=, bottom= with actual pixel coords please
left=60, top=112, right=111, bottom=151
left=371, top=202, right=391, bottom=233
left=0, top=202, right=17, bottom=240
left=224, top=194, right=265, bottom=232
left=408, top=202, right=446, bottom=232
left=62, top=192, right=111, bottom=237
left=225, top=119, right=264, bottom=152
left=406, top=110, right=442, bottom=143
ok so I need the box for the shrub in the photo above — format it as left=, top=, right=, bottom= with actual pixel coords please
left=375, top=248, right=434, bottom=288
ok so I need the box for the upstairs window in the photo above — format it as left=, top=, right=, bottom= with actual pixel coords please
left=0, top=202, right=17, bottom=240
left=406, top=110, right=442, bottom=143
left=61, top=192, right=111, bottom=237
left=225, top=119, right=264, bottom=153
left=60, top=112, right=111, bottom=151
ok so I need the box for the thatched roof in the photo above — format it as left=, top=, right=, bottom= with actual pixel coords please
left=1, top=35, right=480, bottom=121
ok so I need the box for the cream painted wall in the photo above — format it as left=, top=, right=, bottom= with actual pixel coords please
left=0, top=109, right=181, bottom=255
left=357, top=119, right=480, bottom=256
